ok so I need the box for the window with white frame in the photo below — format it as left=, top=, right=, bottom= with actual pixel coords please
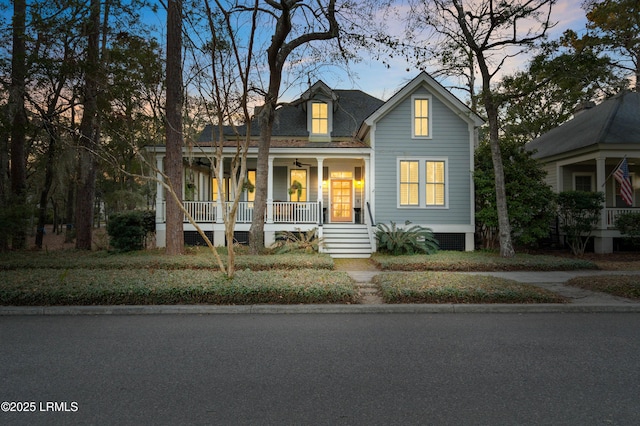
left=398, top=158, right=447, bottom=208
left=412, top=96, right=431, bottom=138
left=311, top=102, right=329, bottom=135
left=425, top=161, right=445, bottom=206
left=289, top=169, right=307, bottom=202
left=573, top=173, right=594, bottom=192
left=399, top=160, right=420, bottom=206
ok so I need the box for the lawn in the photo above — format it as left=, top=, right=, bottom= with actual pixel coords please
left=373, top=272, right=567, bottom=304
left=371, top=251, right=598, bottom=271
left=566, top=274, right=640, bottom=300
left=0, top=248, right=627, bottom=306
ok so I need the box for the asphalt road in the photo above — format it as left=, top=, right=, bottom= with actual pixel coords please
left=2, top=313, right=640, bottom=425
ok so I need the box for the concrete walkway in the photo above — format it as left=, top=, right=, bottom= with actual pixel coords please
left=2, top=270, right=640, bottom=316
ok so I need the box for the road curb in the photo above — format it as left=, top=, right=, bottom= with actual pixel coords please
left=2, top=303, right=640, bottom=315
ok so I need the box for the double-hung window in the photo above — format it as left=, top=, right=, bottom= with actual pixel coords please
left=398, top=158, right=447, bottom=208
left=311, top=102, right=328, bottom=135
left=399, top=160, right=420, bottom=206
left=412, top=96, right=431, bottom=138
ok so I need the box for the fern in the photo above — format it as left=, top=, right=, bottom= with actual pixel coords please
left=273, top=228, right=323, bottom=254
left=375, top=221, right=439, bottom=255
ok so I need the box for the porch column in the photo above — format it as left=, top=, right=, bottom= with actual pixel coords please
left=215, top=157, right=224, bottom=224
left=364, top=157, right=371, bottom=224
left=596, top=156, right=607, bottom=230
left=266, top=156, right=274, bottom=224
left=155, top=155, right=164, bottom=223
left=317, top=158, right=324, bottom=235
left=155, top=154, right=166, bottom=247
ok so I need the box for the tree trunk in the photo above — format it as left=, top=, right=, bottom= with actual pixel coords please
left=9, top=0, right=28, bottom=249
left=75, top=0, right=100, bottom=250
left=249, top=105, right=275, bottom=254
left=485, top=100, right=514, bottom=258
left=35, top=123, right=57, bottom=249
left=165, top=0, right=184, bottom=255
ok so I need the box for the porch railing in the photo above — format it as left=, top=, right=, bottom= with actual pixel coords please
left=606, top=208, right=639, bottom=228
left=166, top=201, right=320, bottom=224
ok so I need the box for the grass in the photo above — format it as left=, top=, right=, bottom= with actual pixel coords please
left=0, top=247, right=334, bottom=271
left=371, top=251, right=598, bottom=272
left=566, top=275, right=640, bottom=300
left=373, top=272, right=567, bottom=304
left=0, top=269, right=357, bottom=306
left=1, top=247, right=623, bottom=306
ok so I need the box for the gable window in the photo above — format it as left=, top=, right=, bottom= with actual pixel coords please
left=399, top=160, right=420, bottom=206
left=311, top=102, right=328, bottom=135
left=290, top=169, right=307, bottom=202
left=398, top=157, right=448, bottom=208
left=412, top=96, right=431, bottom=138
left=425, top=161, right=445, bottom=206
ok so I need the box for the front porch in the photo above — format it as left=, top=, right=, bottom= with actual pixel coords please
left=555, top=155, right=639, bottom=253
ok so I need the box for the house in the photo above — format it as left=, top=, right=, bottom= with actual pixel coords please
left=150, top=72, right=483, bottom=257
left=526, top=91, right=640, bottom=253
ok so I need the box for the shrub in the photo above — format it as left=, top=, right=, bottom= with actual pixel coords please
left=375, top=221, right=439, bottom=255
left=556, top=191, right=604, bottom=256
left=273, top=228, right=322, bottom=254
left=107, top=211, right=149, bottom=252
left=616, top=212, right=640, bottom=247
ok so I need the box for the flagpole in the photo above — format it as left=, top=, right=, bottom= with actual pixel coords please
left=601, top=155, right=627, bottom=188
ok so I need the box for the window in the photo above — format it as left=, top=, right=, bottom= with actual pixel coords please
left=573, top=173, right=594, bottom=192
left=311, top=102, right=328, bottom=135
left=212, top=177, right=227, bottom=201
left=425, top=161, right=445, bottom=206
left=413, top=96, right=431, bottom=138
left=290, top=169, right=307, bottom=202
left=399, top=160, right=419, bottom=206
left=246, top=170, right=256, bottom=202
left=398, top=158, right=447, bottom=208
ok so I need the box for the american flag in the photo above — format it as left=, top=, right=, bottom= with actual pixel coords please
left=613, top=158, right=634, bottom=206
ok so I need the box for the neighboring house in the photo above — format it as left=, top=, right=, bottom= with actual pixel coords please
left=149, top=72, right=483, bottom=257
left=526, top=91, right=640, bottom=253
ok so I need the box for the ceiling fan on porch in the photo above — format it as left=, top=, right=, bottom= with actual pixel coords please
left=293, top=159, right=312, bottom=168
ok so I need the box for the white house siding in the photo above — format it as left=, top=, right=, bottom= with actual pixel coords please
left=373, top=87, right=472, bottom=228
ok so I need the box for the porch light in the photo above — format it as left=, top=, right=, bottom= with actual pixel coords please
left=356, top=180, right=362, bottom=187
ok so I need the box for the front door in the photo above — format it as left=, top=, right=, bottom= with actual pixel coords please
left=331, top=179, right=352, bottom=222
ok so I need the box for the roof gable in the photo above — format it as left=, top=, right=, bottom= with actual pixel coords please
left=362, top=71, right=484, bottom=129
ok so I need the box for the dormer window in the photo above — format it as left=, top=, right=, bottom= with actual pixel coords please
left=311, top=102, right=329, bottom=134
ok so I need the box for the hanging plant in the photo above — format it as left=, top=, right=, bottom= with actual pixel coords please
left=288, top=180, right=303, bottom=201
left=242, top=179, right=255, bottom=193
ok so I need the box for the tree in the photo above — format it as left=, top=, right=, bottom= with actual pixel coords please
left=410, top=0, right=556, bottom=257
left=498, top=43, right=625, bottom=144
left=583, top=0, right=640, bottom=91
left=249, top=0, right=339, bottom=254
left=75, top=0, right=101, bottom=250
left=475, top=137, right=556, bottom=249
left=557, top=191, right=605, bottom=256
left=165, top=0, right=184, bottom=255
left=8, top=0, right=28, bottom=249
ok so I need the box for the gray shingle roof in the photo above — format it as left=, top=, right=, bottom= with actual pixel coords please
left=198, top=87, right=385, bottom=143
left=527, top=91, right=640, bottom=159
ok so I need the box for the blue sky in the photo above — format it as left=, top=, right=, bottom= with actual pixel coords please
left=141, top=0, right=590, bottom=103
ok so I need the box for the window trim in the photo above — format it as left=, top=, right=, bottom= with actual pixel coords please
left=397, top=157, right=448, bottom=209
left=289, top=167, right=308, bottom=202
left=572, top=172, right=595, bottom=192
left=307, top=100, right=332, bottom=140
left=411, top=95, right=432, bottom=139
